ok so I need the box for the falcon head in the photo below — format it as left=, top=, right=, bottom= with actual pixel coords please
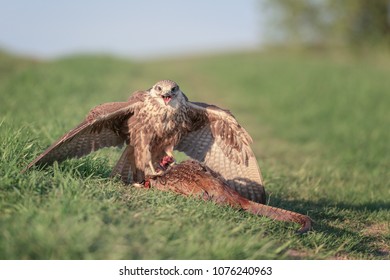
left=150, top=80, right=185, bottom=107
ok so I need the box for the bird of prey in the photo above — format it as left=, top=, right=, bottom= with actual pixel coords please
left=23, top=80, right=266, bottom=203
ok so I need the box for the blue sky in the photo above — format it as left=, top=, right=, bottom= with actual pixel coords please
left=0, top=0, right=265, bottom=59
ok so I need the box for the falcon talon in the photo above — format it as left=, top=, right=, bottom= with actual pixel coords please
left=155, top=169, right=164, bottom=175
left=156, top=166, right=164, bottom=172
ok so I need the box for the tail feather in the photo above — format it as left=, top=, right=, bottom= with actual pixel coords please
left=241, top=200, right=312, bottom=234
left=111, top=146, right=134, bottom=184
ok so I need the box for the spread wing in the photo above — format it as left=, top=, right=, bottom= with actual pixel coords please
left=175, top=101, right=266, bottom=203
left=22, top=91, right=146, bottom=172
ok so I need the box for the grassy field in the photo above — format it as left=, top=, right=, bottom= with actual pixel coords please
left=0, top=49, right=389, bottom=259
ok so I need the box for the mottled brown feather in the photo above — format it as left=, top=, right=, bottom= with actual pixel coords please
left=175, top=101, right=265, bottom=203
left=22, top=92, right=146, bottom=172
left=111, top=145, right=136, bottom=183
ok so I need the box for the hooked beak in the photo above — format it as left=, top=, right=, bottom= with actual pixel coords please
left=162, top=93, right=173, bottom=105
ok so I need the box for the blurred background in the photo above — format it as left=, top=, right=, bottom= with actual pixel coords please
left=0, top=0, right=389, bottom=260
left=263, top=0, right=390, bottom=50
left=1, top=0, right=389, bottom=59
left=0, top=0, right=261, bottom=59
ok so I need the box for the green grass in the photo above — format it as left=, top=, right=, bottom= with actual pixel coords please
left=0, top=49, right=389, bottom=259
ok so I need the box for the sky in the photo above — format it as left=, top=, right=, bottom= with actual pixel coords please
left=0, top=0, right=265, bottom=60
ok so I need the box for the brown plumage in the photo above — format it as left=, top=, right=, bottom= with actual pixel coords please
left=22, top=80, right=265, bottom=203
left=147, top=160, right=312, bottom=234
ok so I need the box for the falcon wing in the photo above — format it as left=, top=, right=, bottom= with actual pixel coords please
left=175, top=101, right=266, bottom=204
left=22, top=91, right=146, bottom=172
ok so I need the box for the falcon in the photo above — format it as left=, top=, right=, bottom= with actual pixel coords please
left=23, top=80, right=266, bottom=203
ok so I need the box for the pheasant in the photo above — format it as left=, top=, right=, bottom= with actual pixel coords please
left=146, top=160, right=312, bottom=234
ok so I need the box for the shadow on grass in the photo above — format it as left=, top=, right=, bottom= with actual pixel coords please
left=269, top=195, right=390, bottom=259
left=40, top=160, right=389, bottom=259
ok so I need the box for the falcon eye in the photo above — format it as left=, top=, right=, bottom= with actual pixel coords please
left=156, top=86, right=162, bottom=91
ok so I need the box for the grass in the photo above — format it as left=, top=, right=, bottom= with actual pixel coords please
left=0, top=49, right=389, bottom=259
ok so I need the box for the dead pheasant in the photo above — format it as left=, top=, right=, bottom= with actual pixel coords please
left=146, top=160, right=312, bottom=234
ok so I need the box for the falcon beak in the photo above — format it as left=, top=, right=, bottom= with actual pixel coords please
left=162, top=93, right=173, bottom=105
